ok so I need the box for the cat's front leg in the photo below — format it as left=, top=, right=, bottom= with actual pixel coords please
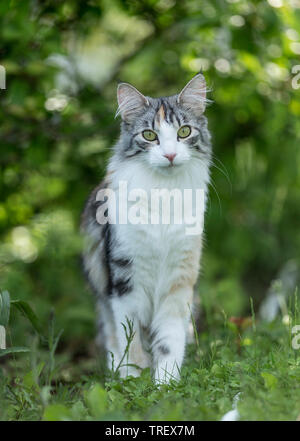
left=151, top=286, right=193, bottom=384
left=110, top=295, right=151, bottom=378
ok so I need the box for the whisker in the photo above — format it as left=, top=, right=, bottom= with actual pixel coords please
left=209, top=177, right=222, bottom=217
left=211, top=153, right=232, bottom=194
left=211, top=161, right=232, bottom=195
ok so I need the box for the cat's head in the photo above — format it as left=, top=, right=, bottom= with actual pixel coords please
left=116, top=74, right=211, bottom=172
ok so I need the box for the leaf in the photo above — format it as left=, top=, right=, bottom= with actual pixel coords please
left=43, top=404, right=72, bottom=421
left=23, top=362, right=45, bottom=389
left=0, top=346, right=30, bottom=357
left=0, top=291, right=10, bottom=327
left=10, top=299, right=45, bottom=340
left=43, top=402, right=88, bottom=421
left=261, top=372, right=278, bottom=390
left=241, top=337, right=253, bottom=346
left=69, top=401, right=89, bottom=420
left=85, top=383, right=107, bottom=418
left=227, top=320, right=238, bottom=334
left=0, top=325, right=6, bottom=349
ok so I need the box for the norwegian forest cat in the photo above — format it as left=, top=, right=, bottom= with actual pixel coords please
left=81, top=73, right=211, bottom=383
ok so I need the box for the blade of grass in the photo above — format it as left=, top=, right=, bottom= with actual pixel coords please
left=0, top=347, right=30, bottom=357
left=0, top=291, right=10, bottom=327
left=10, top=299, right=46, bottom=342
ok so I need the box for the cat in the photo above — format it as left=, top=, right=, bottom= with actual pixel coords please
left=81, top=73, right=212, bottom=383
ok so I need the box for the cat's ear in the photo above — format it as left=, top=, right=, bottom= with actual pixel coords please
left=177, top=73, right=207, bottom=116
left=116, top=83, right=149, bottom=123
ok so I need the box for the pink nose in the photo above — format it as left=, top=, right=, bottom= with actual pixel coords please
left=164, top=153, right=177, bottom=164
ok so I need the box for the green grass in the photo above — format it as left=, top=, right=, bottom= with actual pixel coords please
left=1, top=298, right=300, bottom=421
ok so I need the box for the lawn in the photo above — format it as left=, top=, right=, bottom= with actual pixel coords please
left=1, top=291, right=299, bottom=421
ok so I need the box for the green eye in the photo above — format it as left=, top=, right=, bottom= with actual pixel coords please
left=142, top=130, right=157, bottom=141
left=177, top=125, right=191, bottom=138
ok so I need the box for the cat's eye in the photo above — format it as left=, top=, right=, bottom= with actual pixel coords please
left=142, top=130, right=157, bottom=141
left=177, top=125, right=191, bottom=138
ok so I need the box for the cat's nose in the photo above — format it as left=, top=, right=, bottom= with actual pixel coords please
left=164, top=153, right=177, bottom=164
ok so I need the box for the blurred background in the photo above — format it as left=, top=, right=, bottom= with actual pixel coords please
left=1, top=0, right=300, bottom=361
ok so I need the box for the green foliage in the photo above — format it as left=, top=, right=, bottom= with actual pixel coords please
left=0, top=290, right=39, bottom=357
left=1, top=315, right=299, bottom=421
left=10, top=299, right=45, bottom=340
left=0, top=347, right=30, bottom=357
left=85, top=383, right=108, bottom=418
left=0, top=0, right=300, bottom=421
left=0, top=291, right=10, bottom=327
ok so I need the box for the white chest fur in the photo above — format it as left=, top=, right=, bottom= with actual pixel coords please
left=108, top=159, right=209, bottom=320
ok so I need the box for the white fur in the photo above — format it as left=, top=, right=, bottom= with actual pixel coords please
left=148, top=121, right=192, bottom=168
left=104, top=121, right=210, bottom=383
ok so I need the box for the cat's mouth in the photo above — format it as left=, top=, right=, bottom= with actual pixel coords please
left=154, top=162, right=185, bottom=175
left=160, top=159, right=185, bottom=168
left=159, top=163, right=181, bottom=169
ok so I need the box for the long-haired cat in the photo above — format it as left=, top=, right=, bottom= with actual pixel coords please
left=81, top=73, right=211, bottom=383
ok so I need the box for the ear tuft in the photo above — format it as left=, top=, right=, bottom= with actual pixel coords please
left=177, top=73, right=208, bottom=116
left=116, top=83, right=149, bottom=123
